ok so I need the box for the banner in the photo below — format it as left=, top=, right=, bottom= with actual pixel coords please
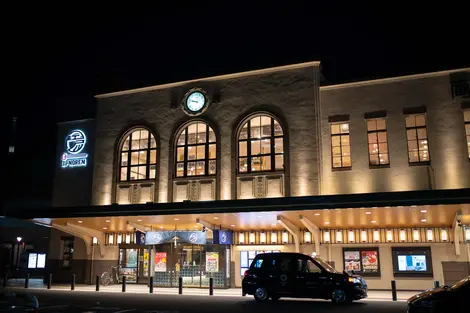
left=143, top=250, right=149, bottom=277
left=213, top=230, right=233, bottom=245
left=206, top=252, right=219, bottom=272
left=145, top=231, right=206, bottom=245
left=154, top=252, right=167, bottom=272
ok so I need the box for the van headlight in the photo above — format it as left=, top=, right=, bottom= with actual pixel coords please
left=348, top=277, right=361, bottom=284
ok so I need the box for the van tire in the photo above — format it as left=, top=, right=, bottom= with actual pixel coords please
left=254, top=287, right=269, bottom=302
left=331, top=289, right=349, bottom=304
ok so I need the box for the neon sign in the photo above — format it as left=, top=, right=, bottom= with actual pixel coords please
left=61, top=129, right=88, bottom=168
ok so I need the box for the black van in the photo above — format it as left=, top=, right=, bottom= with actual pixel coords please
left=242, top=252, right=368, bottom=304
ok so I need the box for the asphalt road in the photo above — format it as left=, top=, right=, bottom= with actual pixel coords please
left=1, top=289, right=408, bottom=313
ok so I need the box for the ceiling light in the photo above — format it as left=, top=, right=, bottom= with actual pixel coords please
left=324, top=221, right=330, bottom=225
left=230, top=224, right=236, bottom=227
left=213, top=217, right=218, bottom=220
left=271, top=223, right=276, bottom=226
left=103, top=227, right=107, bottom=230
left=420, top=210, right=427, bottom=213
left=371, top=220, right=376, bottom=223
left=137, top=219, right=142, bottom=222
left=174, top=218, right=179, bottom=221
left=314, top=213, right=320, bottom=216
left=421, top=219, right=427, bottom=222
left=105, top=220, right=110, bottom=223
left=366, top=212, right=371, bottom=215
left=194, top=225, right=198, bottom=228
left=160, top=226, right=163, bottom=229
left=78, top=221, right=83, bottom=223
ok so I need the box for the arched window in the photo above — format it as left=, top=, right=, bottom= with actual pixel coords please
left=175, top=122, right=216, bottom=177
left=238, top=115, right=284, bottom=173
left=119, top=128, right=157, bottom=181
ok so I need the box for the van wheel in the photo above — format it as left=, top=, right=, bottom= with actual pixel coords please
left=331, top=289, right=348, bottom=304
left=254, top=287, right=269, bottom=302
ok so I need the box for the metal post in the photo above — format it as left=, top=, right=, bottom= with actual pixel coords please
left=149, top=277, right=154, bottom=294
left=209, top=277, right=214, bottom=296
left=25, top=273, right=29, bottom=289
left=3, top=272, right=7, bottom=288
left=391, top=280, right=397, bottom=301
left=434, top=280, right=439, bottom=288
left=122, top=276, right=126, bottom=292
left=47, top=273, right=52, bottom=289
left=71, top=274, right=75, bottom=290
left=96, top=275, right=100, bottom=291
left=178, top=276, right=182, bottom=294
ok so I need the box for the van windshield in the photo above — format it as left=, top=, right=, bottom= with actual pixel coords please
left=313, top=257, right=339, bottom=273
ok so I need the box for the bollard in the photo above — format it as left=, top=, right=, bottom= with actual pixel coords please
left=3, top=272, right=7, bottom=288
left=434, top=281, right=439, bottom=288
left=71, top=274, right=75, bottom=290
left=25, top=273, right=30, bottom=289
left=178, top=276, right=183, bottom=294
left=209, top=277, right=214, bottom=296
left=96, top=275, right=100, bottom=291
left=391, top=280, right=397, bottom=301
left=149, top=276, right=154, bottom=294
left=122, top=276, right=126, bottom=292
left=47, top=273, right=52, bottom=289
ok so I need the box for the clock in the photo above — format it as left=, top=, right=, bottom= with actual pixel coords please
left=182, top=88, right=209, bottom=116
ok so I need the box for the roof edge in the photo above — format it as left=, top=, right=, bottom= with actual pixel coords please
left=95, top=61, right=321, bottom=99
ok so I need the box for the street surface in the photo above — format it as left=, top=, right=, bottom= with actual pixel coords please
left=1, top=289, right=408, bottom=313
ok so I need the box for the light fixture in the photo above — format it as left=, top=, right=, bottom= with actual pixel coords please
left=92, top=237, right=98, bottom=244
left=373, top=230, right=380, bottom=242
left=137, top=219, right=142, bottom=222
left=260, top=232, right=266, bottom=244
left=160, top=226, right=163, bottom=229
left=371, top=220, right=377, bottom=224
left=465, top=227, right=470, bottom=242
left=365, top=212, right=371, bottom=215
left=412, top=229, right=420, bottom=241
left=421, top=219, right=427, bottom=223
left=16, top=237, right=22, bottom=242
left=194, top=225, right=198, bottom=228
left=323, top=230, right=330, bottom=243
left=105, top=220, right=110, bottom=223
left=125, top=234, right=131, bottom=244
left=399, top=229, right=406, bottom=242
left=282, top=231, right=288, bottom=244
left=304, top=231, right=312, bottom=243
left=314, top=213, right=320, bottom=216
left=174, top=218, right=179, bottom=221
left=271, top=231, right=277, bottom=244
left=108, top=234, right=114, bottom=245
left=361, top=230, right=368, bottom=242
left=103, top=227, right=108, bottom=230
left=324, top=221, right=330, bottom=225
left=239, top=233, right=245, bottom=244
left=441, top=229, right=448, bottom=241
left=336, top=230, right=343, bottom=243
left=249, top=232, right=255, bottom=244
left=420, top=210, right=427, bottom=213
left=213, top=217, right=218, bottom=220
left=230, top=224, right=236, bottom=227
left=348, top=230, right=355, bottom=242
left=117, top=234, right=122, bottom=244
left=78, top=221, right=83, bottom=224
left=426, top=229, right=434, bottom=241
left=386, top=229, right=393, bottom=242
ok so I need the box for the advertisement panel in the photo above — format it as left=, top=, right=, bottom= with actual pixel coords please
left=154, top=252, right=167, bottom=272
left=206, top=252, right=219, bottom=272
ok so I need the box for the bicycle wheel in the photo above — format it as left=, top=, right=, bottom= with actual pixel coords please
left=101, top=272, right=111, bottom=286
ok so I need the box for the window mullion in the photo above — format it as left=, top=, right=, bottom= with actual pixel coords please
left=270, top=118, right=275, bottom=172
left=247, top=122, right=251, bottom=173
left=184, top=127, right=188, bottom=178
left=127, top=134, right=132, bottom=181
left=146, top=132, right=150, bottom=179
left=205, top=125, right=209, bottom=176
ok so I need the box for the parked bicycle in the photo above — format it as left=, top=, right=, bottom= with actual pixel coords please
left=100, top=265, right=119, bottom=286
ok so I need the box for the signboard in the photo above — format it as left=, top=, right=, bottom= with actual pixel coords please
left=145, top=231, right=206, bottom=245
left=343, top=247, right=380, bottom=277
left=143, top=250, right=149, bottom=277
left=28, top=253, right=38, bottom=269
left=61, top=129, right=88, bottom=168
left=154, top=252, right=167, bottom=272
left=136, top=231, right=146, bottom=245
left=213, top=230, right=233, bottom=245
left=206, top=252, right=219, bottom=272
left=37, top=253, right=46, bottom=269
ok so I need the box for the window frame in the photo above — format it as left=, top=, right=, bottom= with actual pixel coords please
left=330, top=121, right=351, bottom=170
left=366, top=117, right=390, bottom=167
left=464, top=110, right=470, bottom=161
left=174, top=122, right=217, bottom=178
left=237, top=115, right=284, bottom=174
left=119, top=128, right=157, bottom=182
left=405, top=114, right=430, bottom=165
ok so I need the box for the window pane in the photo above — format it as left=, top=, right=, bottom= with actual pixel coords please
left=177, top=131, right=186, bottom=146
left=251, top=140, right=261, bottom=155
left=239, top=141, right=247, bottom=157
left=407, top=129, right=417, bottom=140
left=209, top=160, right=216, bottom=175
left=409, top=152, right=419, bottom=163
left=405, top=115, right=416, bottom=127
left=261, top=116, right=271, bottom=137
left=150, top=150, right=157, bottom=164
left=260, top=139, right=271, bottom=154
left=419, top=140, right=428, bottom=152
left=196, top=145, right=205, bottom=159
left=120, top=167, right=128, bottom=181
left=187, top=162, right=196, bottom=176
left=121, top=153, right=128, bottom=166
left=131, top=135, right=140, bottom=150
left=342, top=157, right=351, bottom=167
left=239, top=158, right=248, bottom=172
left=176, top=163, right=184, bottom=177
left=250, top=117, right=261, bottom=138
left=209, top=144, right=216, bottom=159
left=330, top=124, right=340, bottom=134
left=332, top=157, right=342, bottom=168
left=342, top=146, right=350, bottom=157
left=261, top=156, right=271, bottom=171
left=417, top=128, right=427, bottom=139
left=408, top=140, right=418, bottom=152
left=197, top=123, right=206, bottom=143
left=138, top=166, right=146, bottom=179
left=331, top=136, right=341, bottom=147
left=274, top=120, right=283, bottom=136
left=239, top=123, right=248, bottom=140
left=340, top=123, right=349, bottom=134
left=368, top=133, right=378, bottom=143
left=208, top=127, right=216, bottom=142
left=274, top=138, right=283, bottom=153
left=369, top=143, right=378, bottom=154
left=138, top=151, right=147, bottom=164
left=131, top=152, right=139, bottom=165
left=130, top=167, right=138, bottom=180
left=379, top=143, right=388, bottom=153
left=464, top=111, right=470, bottom=122
left=196, top=161, right=205, bottom=176
left=465, top=124, right=470, bottom=135
left=150, top=135, right=157, bottom=148
left=149, top=165, right=156, bottom=179
left=367, top=120, right=377, bottom=131
left=122, top=137, right=130, bottom=151
left=378, top=131, right=387, bottom=143
left=415, top=115, right=426, bottom=126
left=275, top=155, right=284, bottom=170
left=188, top=124, right=197, bottom=144
left=187, top=146, right=196, bottom=160
left=332, top=147, right=341, bottom=158
left=251, top=157, right=261, bottom=171
left=379, top=153, right=389, bottom=165
left=369, top=155, right=379, bottom=165
left=177, top=147, right=185, bottom=162
left=139, top=130, right=149, bottom=149
left=341, top=135, right=350, bottom=146
left=419, top=151, right=429, bottom=161
left=376, top=119, right=386, bottom=130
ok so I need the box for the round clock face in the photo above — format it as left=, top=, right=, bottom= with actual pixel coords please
left=186, top=91, right=206, bottom=112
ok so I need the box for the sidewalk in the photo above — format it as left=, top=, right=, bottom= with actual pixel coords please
left=1, top=279, right=418, bottom=302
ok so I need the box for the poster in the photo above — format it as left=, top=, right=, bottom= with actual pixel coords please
left=206, top=252, right=219, bottom=272
left=154, top=252, right=167, bottom=272
left=126, top=250, right=138, bottom=268
left=344, top=251, right=361, bottom=272
left=143, top=250, right=149, bottom=277
left=28, top=253, right=38, bottom=269
left=361, top=250, right=379, bottom=273
left=37, top=253, right=46, bottom=269
left=119, top=267, right=137, bottom=283
left=398, top=255, right=427, bottom=272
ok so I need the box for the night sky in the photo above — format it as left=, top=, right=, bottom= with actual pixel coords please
left=3, top=5, right=469, bottom=207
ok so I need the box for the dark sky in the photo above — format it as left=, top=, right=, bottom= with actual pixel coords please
left=3, top=5, right=469, bottom=206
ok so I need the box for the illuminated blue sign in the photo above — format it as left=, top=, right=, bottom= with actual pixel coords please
left=61, top=129, right=88, bottom=168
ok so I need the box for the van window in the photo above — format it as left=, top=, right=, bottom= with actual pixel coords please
left=296, top=258, right=321, bottom=273
left=280, top=258, right=291, bottom=272
left=254, top=258, right=264, bottom=268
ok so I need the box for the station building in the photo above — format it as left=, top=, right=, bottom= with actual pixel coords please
left=12, top=61, right=470, bottom=290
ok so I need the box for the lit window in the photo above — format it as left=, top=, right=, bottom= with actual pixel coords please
left=175, top=122, right=216, bottom=177
left=464, top=111, right=470, bottom=160
left=238, top=115, right=284, bottom=173
left=331, top=122, right=351, bottom=169
left=119, top=128, right=157, bottom=181
left=367, top=118, right=389, bottom=166
left=405, top=114, right=430, bottom=164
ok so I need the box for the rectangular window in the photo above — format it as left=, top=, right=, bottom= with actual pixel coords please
left=61, top=237, right=74, bottom=268
left=464, top=110, right=470, bottom=160
left=331, top=122, right=351, bottom=169
left=367, top=118, right=389, bottom=166
left=405, top=114, right=430, bottom=164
